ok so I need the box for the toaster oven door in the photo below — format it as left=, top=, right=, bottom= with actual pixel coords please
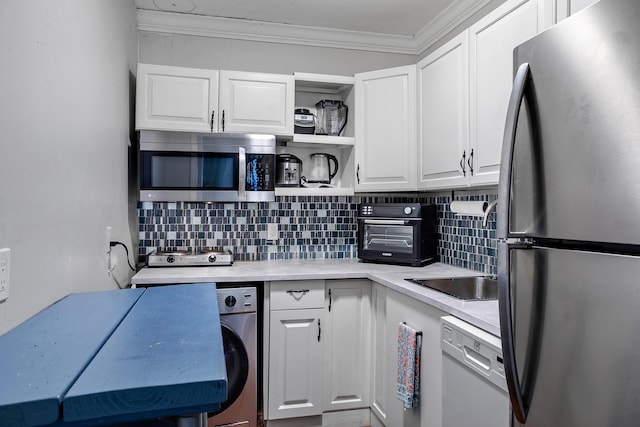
left=360, top=219, right=417, bottom=254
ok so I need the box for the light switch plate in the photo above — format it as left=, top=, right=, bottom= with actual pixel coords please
left=0, top=248, right=10, bottom=302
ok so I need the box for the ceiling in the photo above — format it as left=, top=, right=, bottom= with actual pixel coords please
left=135, top=0, right=496, bottom=54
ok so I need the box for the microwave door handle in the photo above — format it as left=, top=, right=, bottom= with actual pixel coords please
left=238, top=147, right=246, bottom=200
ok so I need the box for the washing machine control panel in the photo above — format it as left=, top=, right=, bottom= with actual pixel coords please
left=217, top=287, right=257, bottom=314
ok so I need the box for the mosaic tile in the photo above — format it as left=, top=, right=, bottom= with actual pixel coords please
left=136, top=191, right=497, bottom=274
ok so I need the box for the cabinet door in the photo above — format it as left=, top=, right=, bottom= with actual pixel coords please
left=268, top=308, right=324, bottom=419
left=383, top=288, right=447, bottom=427
left=370, top=283, right=387, bottom=425
left=136, top=63, right=219, bottom=132
left=323, top=280, right=371, bottom=412
left=354, top=65, right=417, bottom=192
left=469, top=0, right=546, bottom=186
left=554, top=0, right=598, bottom=22
left=417, top=30, right=469, bottom=190
left=219, top=71, right=294, bottom=135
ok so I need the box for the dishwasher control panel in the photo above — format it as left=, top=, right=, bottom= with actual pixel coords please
left=441, top=316, right=506, bottom=390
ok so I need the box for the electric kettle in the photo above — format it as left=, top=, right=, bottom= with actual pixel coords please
left=307, top=153, right=339, bottom=184
left=315, top=100, right=348, bottom=136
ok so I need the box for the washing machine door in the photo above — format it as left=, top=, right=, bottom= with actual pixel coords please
left=209, top=323, right=249, bottom=415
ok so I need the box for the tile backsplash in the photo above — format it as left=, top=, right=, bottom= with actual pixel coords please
left=137, top=189, right=498, bottom=275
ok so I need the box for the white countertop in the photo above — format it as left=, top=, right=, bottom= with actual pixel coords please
left=132, top=259, right=500, bottom=336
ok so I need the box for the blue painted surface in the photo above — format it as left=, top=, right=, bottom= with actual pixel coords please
left=63, top=283, right=227, bottom=424
left=0, top=289, right=145, bottom=427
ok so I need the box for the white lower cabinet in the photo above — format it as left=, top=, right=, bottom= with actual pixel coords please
left=268, top=280, right=325, bottom=420
left=370, top=283, right=388, bottom=425
left=323, top=280, right=371, bottom=412
left=372, top=285, right=447, bottom=427
left=268, top=308, right=325, bottom=419
left=266, top=280, right=372, bottom=424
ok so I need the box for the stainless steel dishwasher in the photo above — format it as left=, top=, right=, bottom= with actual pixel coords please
left=441, top=316, right=509, bottom=427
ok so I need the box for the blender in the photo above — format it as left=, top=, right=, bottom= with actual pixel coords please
left=315, top=100, right=348, bottom=136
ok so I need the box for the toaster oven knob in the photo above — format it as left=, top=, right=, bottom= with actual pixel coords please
left=208, top=254, right=217, bottom=263
left=404, top=206, right=412, bottom=215
left=167, top=255, right=175, bottom=264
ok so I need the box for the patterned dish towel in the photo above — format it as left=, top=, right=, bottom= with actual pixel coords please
left=396, top=322, right=422, bottom=409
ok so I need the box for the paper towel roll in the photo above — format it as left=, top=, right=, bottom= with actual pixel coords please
left=450, top=200, right=488, bottom=216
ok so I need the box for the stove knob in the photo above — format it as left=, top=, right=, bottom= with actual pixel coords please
left=167, top=255, right=175, bottom=263
left=225, top=296, right=237, bottom=308
left=208, top=254, right=217, bottom=263
left=404, top=206, right=412, bottom=215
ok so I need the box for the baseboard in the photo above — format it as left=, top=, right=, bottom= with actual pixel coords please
left=265, top=408, right=371, bottom=427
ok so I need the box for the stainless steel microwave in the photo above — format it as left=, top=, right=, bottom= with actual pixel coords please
left=139, top=131, right=275, bottom=202
left=357, top=203, right=438, bottom=267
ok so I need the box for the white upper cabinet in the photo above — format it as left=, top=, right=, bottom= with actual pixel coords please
left=219, top=70, right=294, bottom=135
left=468, top=0, right=550, bottom=186
left=552, top=0, right=599, bottom=22
left=354, top=65, right=417, bottom=192
left=136, top=64, right=293, bottom=135
left=418, top=0, right=550, bottom=190
left=418, top=30, right=470, bottom=190
left=136, top=63, right=219, bottom=133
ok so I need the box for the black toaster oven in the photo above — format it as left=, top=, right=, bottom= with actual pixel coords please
left=357, top=203, right=438, bottom=267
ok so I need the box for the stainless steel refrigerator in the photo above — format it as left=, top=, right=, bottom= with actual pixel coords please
left=497, top=0, right=640, bottom=425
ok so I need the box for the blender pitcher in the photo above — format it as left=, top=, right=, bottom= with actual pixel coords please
left=315, top=100, right=348, bottom=136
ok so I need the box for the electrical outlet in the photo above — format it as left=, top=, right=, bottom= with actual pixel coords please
left=267, top=223, right=279, bottom=242
left=0, top=248, right=10, bottom=302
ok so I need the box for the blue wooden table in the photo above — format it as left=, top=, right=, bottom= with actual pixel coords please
left=0, top=284, right=227, bottom=427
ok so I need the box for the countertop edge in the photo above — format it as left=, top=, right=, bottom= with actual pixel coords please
left=132, top=259, right=500, bottom=337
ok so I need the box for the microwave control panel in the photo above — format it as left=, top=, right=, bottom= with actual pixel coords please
left=246, top=154, right=274, bottom=191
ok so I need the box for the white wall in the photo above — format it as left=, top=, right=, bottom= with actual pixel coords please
left=0, top=0, right=138, bottom=334
left=139, top=32, right=417, bottom=75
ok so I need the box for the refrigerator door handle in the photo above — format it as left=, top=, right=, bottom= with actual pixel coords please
left=498, top=63, right=531, bottom=241
left=499, top=242, right=528, bottom=423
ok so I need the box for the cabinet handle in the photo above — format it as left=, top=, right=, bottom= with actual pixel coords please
left=356, top=164, right=360, bottom=184
left=460, top=150, right=467, bottom=176
left=210, top=110, right=215, bottom=132
left=222, top=110, right=225, bottom=132
left=318, top=319, right=321, bottom=342
left=468, top=149, right=474, bottom=176
left=328, top=288, right=332, bottom=312
left=286, top=289, right=309, bottom=297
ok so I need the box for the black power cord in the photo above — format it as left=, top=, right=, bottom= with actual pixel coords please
left=109, top=241, right=136, bottom=271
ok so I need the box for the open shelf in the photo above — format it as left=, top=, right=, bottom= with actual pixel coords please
left=275, top=186, right=355, bottom=197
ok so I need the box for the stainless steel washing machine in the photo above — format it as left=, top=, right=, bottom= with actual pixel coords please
left=208, top=285, right=258, bottom=427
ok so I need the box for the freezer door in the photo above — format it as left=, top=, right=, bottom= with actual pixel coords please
left=500, top=0, right=640, bottom=244
left=499, top=244, right=640, bottom=426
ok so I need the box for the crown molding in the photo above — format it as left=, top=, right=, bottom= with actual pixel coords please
left=136, top=0, right=497, bottom=55
left=415, top=0, right=495, bottom=54
left=137, top=10, right=417, bottom=55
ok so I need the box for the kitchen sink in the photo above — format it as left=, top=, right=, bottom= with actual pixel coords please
left=405, top=276, right=498, bottom=301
